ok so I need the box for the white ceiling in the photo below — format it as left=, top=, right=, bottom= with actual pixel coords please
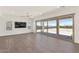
left=0, top=6, right=58, bottom=18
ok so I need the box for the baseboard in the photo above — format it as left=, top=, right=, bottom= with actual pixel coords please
left=0, top=32, right=34, bottom=37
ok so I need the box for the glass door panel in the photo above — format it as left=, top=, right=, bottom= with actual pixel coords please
left=36, top=21, right=42, bottom=32
left=43, top=21, right=48, bottom=32
left=48, top=20, right=57, bottom=34
left=59, top=18, right=73, bottom=36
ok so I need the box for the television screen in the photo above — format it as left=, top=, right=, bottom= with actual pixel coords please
left=15, top=22, right=26, bottom=28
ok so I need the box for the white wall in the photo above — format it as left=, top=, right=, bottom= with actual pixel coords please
left=35, top=7, right=79, bottom=44
left=0, top=15, right=34, bottom=36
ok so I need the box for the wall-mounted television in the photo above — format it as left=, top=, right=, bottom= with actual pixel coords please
left=15, top=22, right=26, bottom=28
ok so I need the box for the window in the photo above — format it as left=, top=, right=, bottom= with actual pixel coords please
left=48, top=20, right=57, bottom=34
left=59, top=18, right=73, bottom=36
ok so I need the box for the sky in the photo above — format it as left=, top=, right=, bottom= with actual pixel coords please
left=48, top=18, right=72, bottom=26
left=59, top=18, right=72, bottom=26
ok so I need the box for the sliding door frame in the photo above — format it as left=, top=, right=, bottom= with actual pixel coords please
left=36, top=13, right=75, bottom=42
left=47, top=19, right=57, bottom=34
left=56, top=14, right=75, bottom=42
left=36, top=20, right=42, bottom=33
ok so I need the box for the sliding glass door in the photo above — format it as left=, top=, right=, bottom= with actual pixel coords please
left=36, top=14, right=74, bottom=42
left=48, top=20, right=57, bottom=34
left=43, top=21, right=48, bottom=33
left=36, top=21, right=42, bottom=32
left=59, top=18, right=73, bottom=36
